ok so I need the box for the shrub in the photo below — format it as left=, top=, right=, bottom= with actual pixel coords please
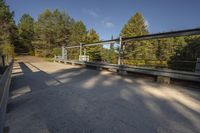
left=52, top=47, right=61, bottom=56
left=0, top=43, right=15, bottom=63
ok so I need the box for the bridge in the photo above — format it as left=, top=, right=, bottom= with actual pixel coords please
left=0, top=29, right=200, bottom=133
left=0, top=55, right=199, bottom=133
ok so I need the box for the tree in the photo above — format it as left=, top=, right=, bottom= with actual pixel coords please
left=121, top=12, right=148, bottom=38
left=52, top=9, right=73, bottom=45
left=120, top=12, right=150, bottom=60
left=66, top=21, right=87, bottom=60
left=69, top=20, right=87, bottom=46
left=0, top=43, right=14, bottom=62
left=18, top=14, right=34, bottom=53
left=84, top=29, right=101, bottom=61
left=34, top=9, right=73, bottom=57
left=0, top=0, right=14, bottom=43
left=0, top=0, right=16, bottom=58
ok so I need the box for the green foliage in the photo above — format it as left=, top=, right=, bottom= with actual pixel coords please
left=0, top=0, right=18, bottom=61
left=52, top=47, right=61, bottom=56
left=69, top=21, right=87, bottom=46
left=0, top=0, right=17, bottom=45
left=121, top=12, right=150, bottom=60
left=0, top=43, right=14, bottom=62
left=119, top=11, right=199, bottom=71
left=121, top=12, right=148, bottom=37
left=18, top=14, right=34, bottom=52
left=34, top=9, right=74, bottom=57
left=124, top=59, right=167, bottom=68
left=84, top=29, right=101, bottom=61
left=0, top=3, right=198, bottom=72
left=101, top=48, right=118, bottom=64
left=175, top=35, right=200, bottom=60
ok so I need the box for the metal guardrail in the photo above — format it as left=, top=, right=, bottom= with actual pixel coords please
left=0, top=56, right=5, bottom=74
left=57, top=28, right=200, bottom=83
left=79, top=28, right=200, bottom=46
left=196, top=58, right=200, bottom=73
left=0, top=59, right=13, bottom=133
left=63, top=28, right=200, bottom=67
left=54, top=58, right=200, bottom=83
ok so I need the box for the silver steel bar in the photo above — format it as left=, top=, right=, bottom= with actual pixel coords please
left=64, top=28, right=200, bottom=49
left=122, top=28, right=200, bottom=42
left=83, top=40, right=117, bottom=47
left=65, top=46, right=80, bottom=49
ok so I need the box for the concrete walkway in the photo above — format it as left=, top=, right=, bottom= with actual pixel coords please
left=6, top=56, right=200, bottom=133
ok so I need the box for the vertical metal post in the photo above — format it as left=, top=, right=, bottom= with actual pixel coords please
left=80, top=43, right=82, bottom=56
left=79, top=43, right=82, bottom=61
left=65, top=49, right=68, bottom=60
left=122, top=43, right=124, bottom=66
left=118, top=36, right=122, bottom=65
left=84, top=48, right=86, bottom=56
left=196, top=58, right=200, bottom=73
left=61, top=45, right=65, bottom=59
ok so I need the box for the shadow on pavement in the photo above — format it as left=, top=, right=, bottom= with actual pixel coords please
left=6, top=59, right=200, bottom=133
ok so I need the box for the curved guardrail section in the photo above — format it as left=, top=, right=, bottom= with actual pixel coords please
left=0, top=60, right=13, bottom=133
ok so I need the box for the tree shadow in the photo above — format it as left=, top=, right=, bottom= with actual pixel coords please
left=6, top=60, right=200, bottom=133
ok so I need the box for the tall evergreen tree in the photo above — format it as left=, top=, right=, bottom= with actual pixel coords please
left=0, top=0, right=16, bottom=44
left=121, top=12, right=148, bottom=37
left=121, top=12, right=150, bottom=60
left=0, top=0, right=16, bottom=59
left=34, top=9, right=73, bottom=56
left=66, top=20, right=87, bottom=60
left=69, top=20, right=87, bottom=46
left=18, top=14, right=34, bottom=53
left=84, top=29, right=101, bottom=61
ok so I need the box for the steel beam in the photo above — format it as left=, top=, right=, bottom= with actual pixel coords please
left=122, top=28, right=200, bottom=42
left=65, top=46, right=80, bottom=49
left=83, top=40, right=117, bottom=47
left=64, top=28, right=200, bottom=49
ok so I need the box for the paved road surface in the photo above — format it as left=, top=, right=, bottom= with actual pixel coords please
left=6, top=56, right=200, bottom=133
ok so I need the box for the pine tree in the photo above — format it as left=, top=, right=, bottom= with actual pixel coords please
left=84, top=29, right=101, bottom=61
left=121, top=12, right=148, bottom=37
left=121, top=12, right=149, bottom=60
left=0, top=0, right=17, bottom=44
left=69, top=20, right=87, bottom=46
left=0, top=0, right=16, bottom=59
left=34, top=9, right=73, bottom=57
left=67, top=20, right=87, bottom=60
left=18, top=14, right=34, bottom=53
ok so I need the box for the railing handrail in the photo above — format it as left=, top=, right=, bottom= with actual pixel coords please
left=64, top=28, right=200, bottom=49
left=0, top=59, right=13, bottom=133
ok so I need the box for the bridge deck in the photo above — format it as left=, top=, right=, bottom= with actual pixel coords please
left=6, top=56, right=200, bottom=133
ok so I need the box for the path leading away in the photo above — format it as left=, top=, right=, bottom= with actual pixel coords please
left=6, top=56, right=200, bottom=133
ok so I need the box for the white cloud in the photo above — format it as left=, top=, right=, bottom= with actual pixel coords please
left=105, top=22, right=114, bottom=28
left=101, top=17, right=114, bottom=28
left=145, top=20, right=149, bottom=28
left=87, top=9, right=99, bottom=18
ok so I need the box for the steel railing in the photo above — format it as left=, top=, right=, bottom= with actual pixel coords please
left=0, top=59, right=13, bottom=133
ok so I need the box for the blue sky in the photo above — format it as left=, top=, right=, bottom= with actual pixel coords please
left=5, top=0, right=200, bottom=40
